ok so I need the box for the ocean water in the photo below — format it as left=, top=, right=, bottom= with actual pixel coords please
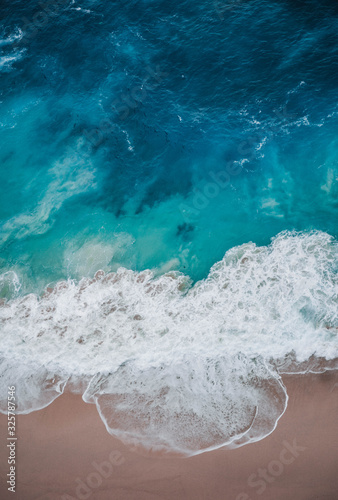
left=0, top=0, right=337, bottom=454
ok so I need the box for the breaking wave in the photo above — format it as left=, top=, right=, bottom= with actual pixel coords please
left=0, top=231, right=337, bottom=454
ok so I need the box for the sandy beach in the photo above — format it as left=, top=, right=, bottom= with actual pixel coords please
left=0, top=371, right=337, bottom=500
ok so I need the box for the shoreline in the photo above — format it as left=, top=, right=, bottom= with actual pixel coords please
left=0, top=371, right=337, bottom=500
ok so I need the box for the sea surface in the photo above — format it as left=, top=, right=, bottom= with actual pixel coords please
left=0, top=0, right=337, bottom=454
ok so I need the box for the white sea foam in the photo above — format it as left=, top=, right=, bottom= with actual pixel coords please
left=0, top=29, right=25, bottom=72
left=0, top=231, right=337, bottom=454
left=0, top=28, right=23, bottom=47
left=0, top=271, right=21, bottom=299
left=0, top=358, right=67, bottom=414
left=0, top=50, right=25, bottom=72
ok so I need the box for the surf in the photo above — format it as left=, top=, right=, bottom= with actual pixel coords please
left=0, top=230, right=337, bottom=454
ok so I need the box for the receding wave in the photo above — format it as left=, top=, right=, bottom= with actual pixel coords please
left=0, top=231, right=337, bottom=454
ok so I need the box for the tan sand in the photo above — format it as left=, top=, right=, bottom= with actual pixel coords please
left=0, top=371, right=337, bottom=500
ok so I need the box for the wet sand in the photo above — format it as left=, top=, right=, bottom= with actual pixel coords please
left=0, top=371, right=337, bottom=500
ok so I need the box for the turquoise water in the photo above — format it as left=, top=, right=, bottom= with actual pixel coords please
left=0, top=0, right=337, bottom=454
left=1, top=0, right=338, bottom=294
